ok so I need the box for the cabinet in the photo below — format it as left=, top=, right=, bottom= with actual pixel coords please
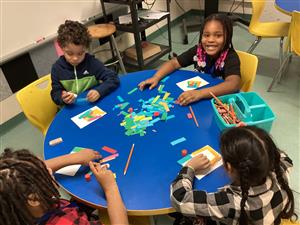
left=100, top=0, right=172, bottom=70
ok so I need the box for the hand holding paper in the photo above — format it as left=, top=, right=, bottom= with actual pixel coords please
left=177, top=145, right=223, bottom=180
left=186, top=154, right=211, bottom=173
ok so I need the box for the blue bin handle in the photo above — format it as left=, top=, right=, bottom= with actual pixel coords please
left=228, top=95, right=252, bottom=122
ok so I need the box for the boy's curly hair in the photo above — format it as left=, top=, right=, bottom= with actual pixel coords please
left=57, top=20, right=91, bottom=48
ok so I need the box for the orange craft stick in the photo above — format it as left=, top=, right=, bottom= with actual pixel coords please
left=210, top=92, right=237, bottom=122
left=189, top=106, right=199, bottom=128
left=123, top=144, right=135, bottom=175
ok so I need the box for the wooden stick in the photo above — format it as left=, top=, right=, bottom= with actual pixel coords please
left=189, top=106, right=199, bottom=128
left=123, top=144, right=135, bottom=175
left=210, top=92, right=237, bottom=123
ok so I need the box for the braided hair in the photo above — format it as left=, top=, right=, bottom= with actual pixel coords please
left=200, top=13, right=234, bottom=50
left=57, top=20, right=91, bottom=49
left=0, top=148, right=60, bottom=225
left=256, top=128, right=297, bottom=220
left=220, top=126, right=297, bottom=224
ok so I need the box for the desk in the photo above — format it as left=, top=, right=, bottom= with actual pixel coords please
left=44, top=70, right=231, bottom=216
left=275, top=0, right=300, bottom=15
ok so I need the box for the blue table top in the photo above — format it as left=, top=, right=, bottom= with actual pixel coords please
left=44, top=70, right=231, bottom=215
left=275, top=0, right=300, bottom=15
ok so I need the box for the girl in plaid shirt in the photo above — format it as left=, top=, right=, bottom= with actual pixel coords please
left=0, top=148, right=129, bottom=225
left=171, top=126, right=297, bottom=225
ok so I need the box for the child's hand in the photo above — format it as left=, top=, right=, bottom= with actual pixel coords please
left=62, top=91, right=76, bottom=104
left=87, top=90, right=100, bottom=102
left=186, top=154, right=211, bottom=173
left=138, top=77, right=160, bottom=90
left=74, top=149, right=102, bottom=165
left=177, top=90, right=202, bottom=106
left=89, top=161, right=117, bottom=192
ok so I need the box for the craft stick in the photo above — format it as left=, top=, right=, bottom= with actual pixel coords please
left=102, top=146, right=117, bottom=154
left=49, top=137, right=63, bottom=146
left=210, top=92, right=236, bottom=122
left=127, top=87, right=138, bottom=95
left=189, top=106, right=199, bottom=127
left=123, top=144, right=135, bottom=175
left=117, top=95, right=124, bottom=102
left=171, top=137, right=186, bottom=146
left=210, top=92, right=225, bottom=107
left=101, top=153, right=119, bottom=163
left=161, top=76, right=169, bottom=82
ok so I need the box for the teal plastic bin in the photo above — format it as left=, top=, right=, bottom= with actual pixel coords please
left=211, top=92, right=276, bottom=132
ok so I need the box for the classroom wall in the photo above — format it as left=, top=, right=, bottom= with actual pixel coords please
left=1, top=0, right=109, bottom=63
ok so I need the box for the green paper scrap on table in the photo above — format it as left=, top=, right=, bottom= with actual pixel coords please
left=55, top=147, right=85, bottom=176
left=113, top=89, right=176, bottom=136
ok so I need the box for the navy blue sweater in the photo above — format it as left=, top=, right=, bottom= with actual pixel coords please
left=51, top=53, right=120, bottom=105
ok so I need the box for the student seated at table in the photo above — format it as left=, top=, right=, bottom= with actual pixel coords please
left=51, top=20, right=120, bottom=105
left=139, top=13, right=241, bottom=106
left=170, top=126, right=297, bottom=225
left=0, top=148, right=129, bottom=225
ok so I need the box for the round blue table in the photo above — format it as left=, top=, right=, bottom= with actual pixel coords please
left=44, top=70, right=231, bottom=216
left=275, top=0, right=300, bottom=15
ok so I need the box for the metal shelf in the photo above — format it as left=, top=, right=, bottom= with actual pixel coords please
left=123, top=44, right=171, bottom=69
left=115, top=14, right=170, bottom=33
left=102, top=0, right=143, bottom=5
left=100, top=0, right=172, bottom=70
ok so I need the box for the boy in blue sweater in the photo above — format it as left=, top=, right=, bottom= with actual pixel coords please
left=51, top=20, right=120, bottom=105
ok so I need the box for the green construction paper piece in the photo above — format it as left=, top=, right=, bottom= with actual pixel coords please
left=128, top=87, right=138, bottom=95
left=121, top=111, right=129, bottom=116
left=71, top=146, right=85, bottom=153
left=161, top=112, right=168, bottom=121
left=120, top=102, right=129, bottom=110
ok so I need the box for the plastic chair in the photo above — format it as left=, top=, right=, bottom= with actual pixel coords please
left=247, top=0, right=290, bottom=65
left=268, top=10, right=300, bottom=91
left=281, top=219, right=300, bottom=225
left=88, top=23, right=126, bottom=74
left=16, top=74, right=58, bottom=136
left=236, top=50, right=258, bottom=92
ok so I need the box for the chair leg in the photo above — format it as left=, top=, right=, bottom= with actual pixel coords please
left=279, top=37, right=284, bottom=65
left=110, top=35, right=127, bottom=75
left=182, top=18, right=188, bottom=45
left=267, top=53, right=291, bottom=92
left=247, top=37, right=262, bottom=53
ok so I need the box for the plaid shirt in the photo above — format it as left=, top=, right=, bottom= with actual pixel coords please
left=37, top=199, right=102, bottom=225
left=171, top=152, right=293, bottom=225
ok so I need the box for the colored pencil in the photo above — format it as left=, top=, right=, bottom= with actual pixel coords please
left=123, top=144, right=135, bottom=175
left=189, top=106, right=199, bottom=127
left=210, top=92, right=237, bottom=123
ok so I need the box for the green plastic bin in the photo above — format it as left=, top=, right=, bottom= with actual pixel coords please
left=211, top=92, right=276, bottom=132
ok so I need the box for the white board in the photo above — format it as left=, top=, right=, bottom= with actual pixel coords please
left=1, top=0, right=115, bottom=61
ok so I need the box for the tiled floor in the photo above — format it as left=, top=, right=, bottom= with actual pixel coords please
left=0, top=15, right=299, bottom=224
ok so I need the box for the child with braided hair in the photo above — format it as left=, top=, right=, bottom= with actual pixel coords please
left=139, top=13, right=240, bottom=106
left=171, top=126, right=297, bottom=225
left=0, top=148, right=129, bottom=225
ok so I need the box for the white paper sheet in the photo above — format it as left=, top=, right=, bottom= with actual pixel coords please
left=71, top=106, right=106, bottom=129
left=176, top=76, right=209, bottom=91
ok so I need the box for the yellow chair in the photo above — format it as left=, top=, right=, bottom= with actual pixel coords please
left=268, top=10, right=300, bottom=91
left=16, top=74, right=58, bottom=136
left=281, top=219, right=300, bottom=224
left=247, top=0, right=290, bottom=64
left=236, top=50, right=259, bottom=92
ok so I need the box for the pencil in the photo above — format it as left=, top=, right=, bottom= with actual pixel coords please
left=123, top=143, right=135, bottom=175
left=189, top=106, right=199, bottom=127
left=210, top=92, right=237, bottom=123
